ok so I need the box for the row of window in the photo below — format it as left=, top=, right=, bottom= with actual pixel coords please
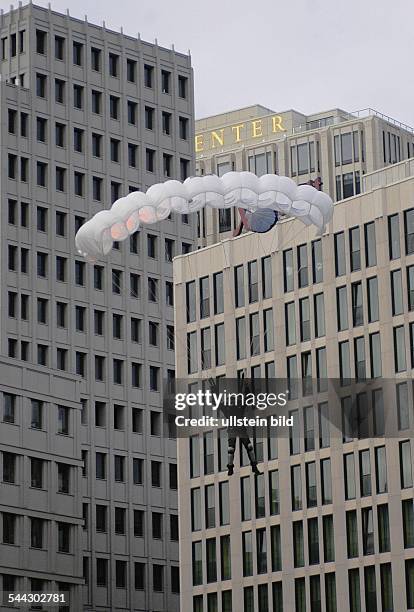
left=187, top=307, right=278, bottom=372
left=193, top=582, right=284, bottom=612
left=336, top=266, right=413, bottom=332
left=7, top=200, right=189, bottom=240
left=2, top=449, right=177, bottom=490
left=31, top=29, right=189, bottom=96
left=6, top=336, right=170, bottom=387
left=2, top=393, right=173, bottom=439
left=1, top=30, right=25, bottom=57
left=2, top=398, right=71, bottom=433
left=79, top=400, right=167, bottom=434
left=191, top=514, right=410, bottom=610
left=188, top=318, right=414, bottom=379
left=82, top=505, right=178, bottom=540
left=189, top=417, right=412, bottom=493
left=2, top=513, right=74, bottom=552
left=2, top=454, right=73, bottom=494
left=8, top=249, right=180, bottom=299
left=8, top=296, right=173, bottom=348
left=280, top=213, right=414, bottom=295
left=9, top=108, right=189, bottom=151
left=189, top=385, right=410, bottom=473
left=84, top=558, right=178, bottom=593
left=190, top=449, right=389, bottom=523
left=1, top=560, right=179, bottom=596
left=8, top=152, right=190, bottom=187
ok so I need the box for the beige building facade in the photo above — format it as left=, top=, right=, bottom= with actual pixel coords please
left=174, top=159, right=414, bottom=612
left=195, top=104, right=414, bottom=246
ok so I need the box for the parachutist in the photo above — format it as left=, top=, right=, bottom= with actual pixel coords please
left=227, top=436, right=261, bottom=477
left=75, top=172, right=333, bottom=261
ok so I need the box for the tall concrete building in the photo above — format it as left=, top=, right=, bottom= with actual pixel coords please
left=174, top=159, right=414, bottom=611
left=0, top=3, right=195, bottom=610
left=195, top=104, right=414, bottom=245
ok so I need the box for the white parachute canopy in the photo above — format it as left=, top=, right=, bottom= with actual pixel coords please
left=75, top=172, right=334, bottom=261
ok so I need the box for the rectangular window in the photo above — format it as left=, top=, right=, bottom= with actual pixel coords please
left=352, top=281, right=363, bottom=326
left=321, top=458, right=332, bottom=504
left=337, top=286, right=348, bottom=331
left=206, top=538, right=217, bottom=582
left=249, top=313, right=260, bottom=356
left=91, top=47, right=101, bottom=71
left=203, top=432, right=214, bottom=475
left=394, top=325, right=407, bottom=372
left=308, top=517, right=319, bottom=564
left=215, top=323, right=225, bottom=366
left=284, top=301, right=296, bottom=346
left=378, top=504, right=390, bottom=553
left=220, top=535, right=231, bottom=581
left=248, top=261, right=258, bottom=302
left=263, top=308, right=274, bottom=351
left=186, top=281, right=196, bottom=322
left=388, top=214, right=400, bottom=260
left=312, top=239, right=323, bottom=283
left=178, top=75, right=188, bottom=98
left=73, top=41, right=83, bottom=65
left=213, top=272, right=224, bottom=314
left=360, top=449, right=372, bottom=496
left=295, top=577, right=306, bottom=612
left=306, top=461, right=317, bottom=507
left=347, top=510, right=359, bottom=558
left=314, top=293, right=325, bottom=337
left=370, top=332, right=382, bottom=379
left=299, top=297, right=310, bottom=341
left=362, top=507, right=374, bottom=555
left=354, top=336, right=366, bottom=380
left=400, top=440, right=413, bottom=488
left=241, top=476, right=251, bottom=521
left=405, top=209, right=414, bottom=255
left=349, top=227, right=361, bottom=271
left=334, top=232, right=346, bottom=276
left=199, top=276, right=210, bottom=318
left=364, top=222, right=377, bottom=267
left=297, top=244, right=308, bottom=288
left=367, top=276, right=379, bottom=322
left=234, top=265, right=245, bottom=306
left=108, top=52, right=119, bottom=77
left=323, top=515, right=335, bottom=562
left=256, top=528, right=267, bottom=574
left=291, top=464, right=302, bottom=511
left=128, top=100, right=137, bottom=125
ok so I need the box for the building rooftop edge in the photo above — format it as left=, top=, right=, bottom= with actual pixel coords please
left=195, top=106, right=414, bottom=135
left=2, top=3, right=191, bottom=59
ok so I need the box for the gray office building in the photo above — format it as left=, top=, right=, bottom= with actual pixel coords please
left=0, top=3, right=195, bottom=610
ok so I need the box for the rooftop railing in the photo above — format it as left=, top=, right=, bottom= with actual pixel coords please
left=292, top=108, right=414, bottom=135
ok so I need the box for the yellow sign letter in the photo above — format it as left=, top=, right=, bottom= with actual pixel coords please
left=231, top=123, right=244, bottom=143
left=251, top=120, right=263, bottom=138
left=272, top=115, right=286, bottom=133
left=211, top=129, right=225, bottom=148
left=195, top=134, right=204, bottom=153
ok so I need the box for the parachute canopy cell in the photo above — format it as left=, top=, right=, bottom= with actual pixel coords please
left=75, top=172, right=334, bottom=262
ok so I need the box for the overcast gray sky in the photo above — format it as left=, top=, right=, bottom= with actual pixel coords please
left=36, top=0, right=414, bottom=125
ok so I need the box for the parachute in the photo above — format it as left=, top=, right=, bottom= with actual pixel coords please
left=75, top=171, right=334, bottom=262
